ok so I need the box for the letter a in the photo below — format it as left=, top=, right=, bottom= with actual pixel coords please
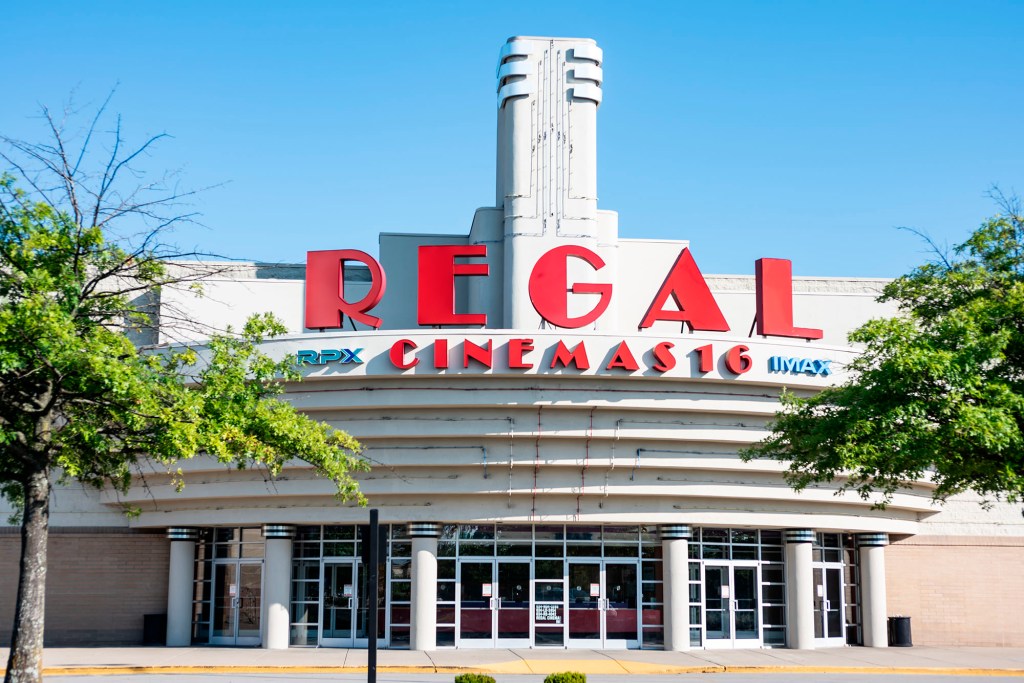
left=639, top=248, right=729, bottom=332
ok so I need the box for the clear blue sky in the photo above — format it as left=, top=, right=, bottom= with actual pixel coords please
left=3, top=1, right=1022, bottom=277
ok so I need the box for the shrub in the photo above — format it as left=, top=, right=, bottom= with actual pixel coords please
left=544, top=673, right=587, bottom=683
left=454, top=675, right=496, bottom=683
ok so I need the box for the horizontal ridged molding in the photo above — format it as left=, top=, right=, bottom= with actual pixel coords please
left=166, top=527, right=199, bottom=541
left=408, top=522, right=442, bottom=538
left=785, top=528, right=815, bottom=544
left=263, top=524, right=297, bottom=539
left=857, top=532, right=888, bottom=547
left=660, top=524, right=692, bottom=540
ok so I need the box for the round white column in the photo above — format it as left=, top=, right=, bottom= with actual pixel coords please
left=785, top=529, right=815, bottom=650
left=661, top=524, right=691, bottom=651
left=262, top=525, right=296, bottom=649
left=166, top=528, right=198, bottom=647
left=409, top=523, right=440, bottom=651
left=858, top=533, right=889, bottom=648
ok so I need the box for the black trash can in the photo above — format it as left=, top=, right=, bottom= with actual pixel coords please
left=887, top=616, right=912, bottom=647
left=143, top=613, right=167, bottom=645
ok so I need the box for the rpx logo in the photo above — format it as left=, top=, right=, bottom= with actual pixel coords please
left=296, top=348, right=364, bottom=365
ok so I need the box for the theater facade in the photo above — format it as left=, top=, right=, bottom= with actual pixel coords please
left=2, top=36, right=1023, bottom=652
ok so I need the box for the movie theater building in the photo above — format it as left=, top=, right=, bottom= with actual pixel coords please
left=2, top=36, right=1023, bottom=652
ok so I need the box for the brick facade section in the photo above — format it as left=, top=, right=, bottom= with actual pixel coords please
left=887, top=535, right=1024, bottom=646
left=0, top=529, right=169, bottom=646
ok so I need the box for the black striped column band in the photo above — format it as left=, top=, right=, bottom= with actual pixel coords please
left=660, top=524, right=692, bottom=540
left=857, top=533, right=888, bottom=547
left=785, top=529, right=815, bottom=544
left=263, top=524, right=297, bottom=539
left=408, top=522, right=442, bottom=538
left=166, top=527, right=199, bottom=541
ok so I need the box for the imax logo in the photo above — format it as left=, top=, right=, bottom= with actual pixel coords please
left=297, top=348, right=364, bottom=365
left=768, top=356, right=832, bottom=376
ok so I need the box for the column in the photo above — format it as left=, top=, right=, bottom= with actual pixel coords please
left=858, top=533, right=889, bottom=648
left=409, top=522, right=440, bottom=650
left=262, top=524, right=296, bottom=649
left=661, top=524, right=691, bottom=651
left=784, top=529, right=815, bottom=650
left=166, top=528, right=198, bottom=646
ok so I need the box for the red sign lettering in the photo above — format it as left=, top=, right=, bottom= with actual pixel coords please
left=418, top=245, right=489, bottom=326
left=639, top=248, right=730, bottom=332
left=550, top=341, right=590, bottom=370
left=508, top=338, right=534, bottom=369
left=305, top=249, right=386, bottom=329
left=529, top=245, right=612, bottom=329
left=755, top=258, right=823, bottom=340
left=606, top=341, right=640, bottom=371
left=389, top=339, right=419, bottom=369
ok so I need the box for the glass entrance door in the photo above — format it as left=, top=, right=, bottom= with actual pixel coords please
left=210, top=560, right=262, bottom=646
left=457, top=560, right=531, bottom=647
left=321, top=560, right=366, bottom=647
left=703, top=563, right=761, bottom=648
left=814, top=565, right=846, bottom=646
left=566, top=561, right=639, bottom=648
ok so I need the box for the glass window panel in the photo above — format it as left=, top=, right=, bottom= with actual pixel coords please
left=642, top=561, right=663, bottom=582
left=731, top=529, right=757, bottom=544
left=642, top=627, right=664, bottom=649
left=459, top=542, right=493, bottom=556
left=812, top=547, right=824, bottom=562
left=565, top=526, right=601, bottom=541
left=390, top=626, right=410, bottom=648
left=214, top=543, right=237, bottom=559
left=822, top=533, right=841, bottom=548
left=762, top=565, right=785, bottom=583
left=241, top=527, right=262, bottom=543
left=824, top=548, right=842, bottom=563
left=689, top=626, right=702, bottom=647
left=642, top=606, right=663, bottom=626
left=290, top=602, right=318, bottom=624
left=496, top=524, right=533, bottom=540
left=295, top=543, right=320, bottom=559
left=603, top=526, right=639, bottom=541
left=324, top=542, right=355, bottom=557
left=390, top=604, right=411, bottom=624
left=761, top=530, right=782, bottom=545
left=689, top=606, right=702, bottom=624
left=193, top=620, right=210, bottom=643
left=533, top=525, right=565, bottom=541
left=688, top=562, right=700, bottom=581
left=438, top=541, right=456, bottom=557
left=535, top=582, right=564, bottom=602
left=761, top=546, right=784, bottom=562
left=604, top=544, right=638, bottom=558
left=436, top=626, right=455, bottom=647
left=391, top=559, right=411, bottom=579
left=566, top=544, right=601, bottom=557
left=640, top=526, right=658, bottom=544
left=642, top=582, right=663, bottom=604
left=688, top=544, right=699, bottom=559
left=296, top=526, right=321, bottom=541
left=497, top=542, right=532, bottom=556
left=241, top=543, right=264, bottom=558
left=438, top=560, right=456, bottom=580
left=390, top=581, right=411, bottom=601
left=294, top=561, right=320, bottom=582
left=732, top=546, right=758, bottom=560
left=459, top=525, right=495, bottom=540
left=641, top=545, right=663, bottom=559
left=535, top=543, right=564, bottom=557
left=762, top=606, right=785, bottom=626
left=535, top=627, right=564, bottom=646
left=688, top=584, right=701, bottom=602
left=214, top=528, right=237, bottom=543
left=535, top=559, right=564, bottom=580
left=391, top=542, right=411, bottom=558
left=762, top=584, right=785, bottom=602
left=437, top=582, right=456, bottom=602
left=702, top=528, right=728, bottom=542
left=764, top=627, right=786, bottom=646
left=324, top=526, right=354, bottom=540
left=702, top=544, right=728, bottom=560
left=436, top=605, right=456, bottom=624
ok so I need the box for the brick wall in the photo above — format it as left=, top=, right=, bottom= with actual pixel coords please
left=887, top=535, right=1024, bottom=646
left=0, top=529, right=169, bottom=646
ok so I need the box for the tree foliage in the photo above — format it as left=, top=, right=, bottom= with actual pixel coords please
left=743, top=196, right=1024, bottom=505
left=0, top=100, right=365, bottom=683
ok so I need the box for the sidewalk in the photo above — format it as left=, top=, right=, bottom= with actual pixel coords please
left=4, top=646, right=1024, bottom=677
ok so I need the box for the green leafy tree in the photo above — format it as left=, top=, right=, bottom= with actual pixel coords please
left=743, top=195, right=1024, bottom=506
left=0, top=104, right=366, bottom=683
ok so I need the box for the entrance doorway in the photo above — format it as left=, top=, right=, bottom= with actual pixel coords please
left=703, top=563, right=761, bottom=648
left=566, top=560, right=640, bottom=648
left=321, top=560, right=369, bottom=647
left=210, top=560, right=262, bottom=646
left=457, top=559, right=531, bottom=647
left=813, top=564, right=846, bottom=646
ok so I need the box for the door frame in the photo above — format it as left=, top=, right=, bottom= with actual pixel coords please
left=455, top=558, right=532, bottom=648
left=209, top=558, right=264, bottom=646
left=701, top=560, right=762, bottom=649
left=813, top=562, right=847, bottom=647
left=319, top=558, right=366, bottom=647
left=565, top=559, right=641, bottom=649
